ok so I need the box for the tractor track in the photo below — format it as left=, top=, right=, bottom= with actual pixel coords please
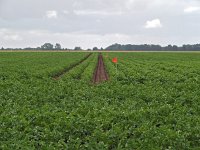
left=93, top=53, right=109, bottom=84
left=53, top=53, right=92, bottom=80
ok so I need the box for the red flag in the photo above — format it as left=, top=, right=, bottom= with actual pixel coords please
left=112, top=57, right=118, bottom=63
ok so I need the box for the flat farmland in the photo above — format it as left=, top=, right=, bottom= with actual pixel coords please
left=1, top=52, right=200, bottom=149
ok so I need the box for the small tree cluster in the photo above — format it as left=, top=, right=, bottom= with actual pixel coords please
left=41, top=43, right=62, bottom=50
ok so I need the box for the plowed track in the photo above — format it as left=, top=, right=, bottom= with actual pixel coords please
left=93, top=54, right=109, bottom=84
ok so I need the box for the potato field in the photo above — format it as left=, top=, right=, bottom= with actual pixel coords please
left=1, top=52, right=200, bottom=149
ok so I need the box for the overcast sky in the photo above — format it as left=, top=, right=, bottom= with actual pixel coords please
left=0, top=0, right=200, bottom=49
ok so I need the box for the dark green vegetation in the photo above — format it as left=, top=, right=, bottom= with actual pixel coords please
left=1, top=52, right=200, bottom=149
left=106, top=43, right=200, bottom=51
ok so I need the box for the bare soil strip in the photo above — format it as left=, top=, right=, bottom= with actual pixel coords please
left=53, top=53, right=92, bottom=80
left=93, top=54, right=109, bottom=84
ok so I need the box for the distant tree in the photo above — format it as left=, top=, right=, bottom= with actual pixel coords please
left=106, top=43, right=122, bottom=50
left=106, top=43, right=176, bottom=51
left=100, top=47, right=104, bottom=50
left=41, top=43, right=54, bottom=50
left=87, top=48, right=92, bottom=51
left=74, top=47, right=82, bottom=50
left=194, top=44, right=200, bottom=51
left=166, top=45, right=173, bottom=51
left=23, top=47, right=35, bottom=50
left=36, top=47, right=41, bottom=50
left=1, top=47, right=4, bottom=50
left=182, top=45, right=187, bottom=51
left=172, top=45, right=178, bottom=51
left=55, top=43, right=61, bottom=50
left=93, top=47, right=98, bottom=51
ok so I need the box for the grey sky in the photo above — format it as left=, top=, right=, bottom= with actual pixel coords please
left=0, top=0, right=200, bottom=49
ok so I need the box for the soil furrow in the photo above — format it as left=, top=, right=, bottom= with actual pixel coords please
left=93, top=54, right=109, bottom=84
left=53, top=53, right=92, bottom=80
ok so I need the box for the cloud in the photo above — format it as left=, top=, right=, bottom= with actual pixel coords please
left=0, top=28, right=23, bottom=41
left=63, top=10, right=69, bottom=15
left=46, top=10, right=57, bottom=18
left=145, top=19, right=162, bottom=29
left=1, top=0, right=200, bottom=48
left=1, top=27, right=200, bottom=49
left=184, top=6, right=200, bottom=13
left=0, top=28, right=132, bottom=48
left=3, top=35, right=22, bottom=41
left=73, top=10, right=124, bottom=16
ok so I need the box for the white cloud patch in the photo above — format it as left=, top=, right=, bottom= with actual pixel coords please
left=0, top=28, right=23, bottom=41
left=4, top=35, right=22, bottom=41
left=46, top=10, right=57, bottom=18
left=184, top=6, right=200, bottom=13
left=73, top=10, right=124, bottom=16
left=125, top=0, right=135, bottom=9
left=145, top=19, right=162, bottom=29
left=63, top=10, right=69, bottom=15
left=28, top=30, right=50, bottom=36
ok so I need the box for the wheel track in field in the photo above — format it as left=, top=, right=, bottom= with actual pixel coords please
left=93, top=53, right=109, bottom=84
left=53, top=53, right=92, bottom=80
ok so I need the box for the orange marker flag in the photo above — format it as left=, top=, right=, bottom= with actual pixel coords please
left=112, top=57, right=118, bottom=63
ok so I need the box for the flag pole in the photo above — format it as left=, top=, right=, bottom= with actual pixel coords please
left=112, top=57, right=118, bottom=81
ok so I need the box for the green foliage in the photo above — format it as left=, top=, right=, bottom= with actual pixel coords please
left=1, top=52, right=200, bottom=149
left=41, top=43, right=54, bottom=50
left=55, top=43, right=62, bottom=50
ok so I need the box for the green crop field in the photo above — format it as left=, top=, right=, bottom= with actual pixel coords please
left=1, top=52, right=200, bottom=149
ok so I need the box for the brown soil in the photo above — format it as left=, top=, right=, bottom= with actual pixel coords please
left=53, top=53, right=92, bottom=80
left=93, top=54, right=109, bottom=84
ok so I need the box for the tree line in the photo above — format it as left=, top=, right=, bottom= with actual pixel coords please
left=105, top=43, right=200, bottom=51
left=1, top=43, right=200, bottom=51
left=1, top=43, right=103, bottom=51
